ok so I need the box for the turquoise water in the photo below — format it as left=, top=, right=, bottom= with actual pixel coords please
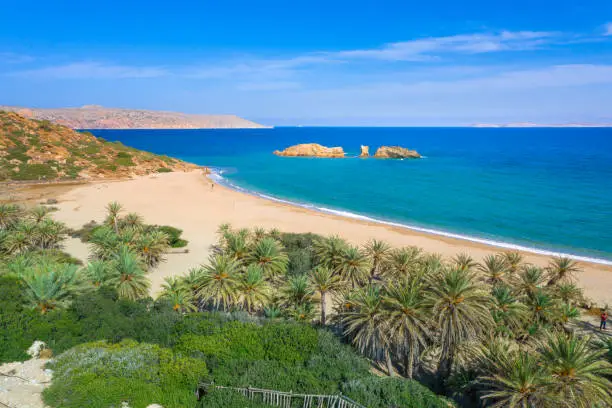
left=92, top=127, right=612, bottom=264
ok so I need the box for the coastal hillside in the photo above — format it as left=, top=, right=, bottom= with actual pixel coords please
left=0, top=105, right=268, bottom=129
left=0, top=111, right=197, bottom=181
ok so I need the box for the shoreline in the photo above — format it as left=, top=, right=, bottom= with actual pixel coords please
left=209, top=168, right=612, bottom=267
left=46, top=170, right=612, bottom=306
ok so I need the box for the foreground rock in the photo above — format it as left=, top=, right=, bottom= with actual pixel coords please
left=0, top=358, right=52, bottom=408
left=359, top=145, right=369, bottom=158
left=374, top=146, right=421, bottom=159
left=273, top=143, right=345, bottom=158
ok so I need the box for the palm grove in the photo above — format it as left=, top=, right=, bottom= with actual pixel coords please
left=0, top=201, right=611, bottom=408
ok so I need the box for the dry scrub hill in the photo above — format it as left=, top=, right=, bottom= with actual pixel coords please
left=0, top=111, right=197, bottom=181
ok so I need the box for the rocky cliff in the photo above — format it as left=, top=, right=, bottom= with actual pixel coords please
left=0, top=105, right=268, bottom=129
left=273, top=143, right=345, bottom=158
left=0, top=111, right=197, bottom=181
left=373, top=146, right=421, bottom=159
left=359, top=145, right=369, bottom=158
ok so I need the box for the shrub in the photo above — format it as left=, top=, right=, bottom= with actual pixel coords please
left=341, top=377, right=454, bottom=408
left=157, top=225, right=188, bottom=248
left=11, top=163, right=58, bottom=180
left=43, top=340, right=207, bottom=408
left=157, top=167, right=173, bottom=173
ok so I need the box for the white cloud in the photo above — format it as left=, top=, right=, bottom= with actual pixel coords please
left=604, top=22, right=612, bottom=36
left=331, top=31, right=557, bottom=61
left=10, top=62, right=167, bottom=79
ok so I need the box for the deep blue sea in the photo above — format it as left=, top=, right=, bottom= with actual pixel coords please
left=90, top=127, right=612, bottom=264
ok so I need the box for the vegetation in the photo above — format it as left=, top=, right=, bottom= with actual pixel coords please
left=0, top=204, right=610, bottom=407
left=0, top=110, right=194, bottom=181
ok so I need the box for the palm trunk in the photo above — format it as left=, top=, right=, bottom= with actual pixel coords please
left=437, top=350, right=454, bottom=383
left=320, top=291, right=327, bottom=326
left=385, top=349, right=395, bottom=377
left=404, top=345, right=415, bottom=379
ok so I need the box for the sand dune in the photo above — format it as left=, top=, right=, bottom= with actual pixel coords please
left=51, top=170, right=612, bottom=306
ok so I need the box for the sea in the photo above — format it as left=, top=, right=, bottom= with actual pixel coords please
left=90, top=127, right=612, bottom=265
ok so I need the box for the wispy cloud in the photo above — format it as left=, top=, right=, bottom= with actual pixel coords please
left=332, top=31, right=558, bottom=61
left=9, top=62, right=167, bottom=79
left=0, top=52, right=34, bottom=64
left=604, top=22, right=612, bottom=36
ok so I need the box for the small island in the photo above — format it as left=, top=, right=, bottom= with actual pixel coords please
left=373, top=146, right=421, bottom=159
left=273, top=143, right=345, bottom=158
left=274, top=144, right=421, bottom=159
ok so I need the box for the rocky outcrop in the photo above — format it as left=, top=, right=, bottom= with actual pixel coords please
left=0, top=105, right=269, bottom=129
left=373, top=146, right=421, bottom=159
left=359, top=145, right=369, bottom=158
left=273, top=143, right=345, bottom=158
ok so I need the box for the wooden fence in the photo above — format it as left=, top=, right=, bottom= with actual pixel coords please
left=198, top=383, right=367, bottom=408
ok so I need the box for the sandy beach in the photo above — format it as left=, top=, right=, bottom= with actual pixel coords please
left=48, top=170, right=612, bottom=306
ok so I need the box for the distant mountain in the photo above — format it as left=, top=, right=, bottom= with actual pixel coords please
left=0, top=111, right=197, bottom=181
left=0, top=105, right=269, bottom=129
left=472, top=122, right=612, bottom=128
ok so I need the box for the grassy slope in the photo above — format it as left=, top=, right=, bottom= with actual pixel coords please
left=0, top=111, right=196, bottom=181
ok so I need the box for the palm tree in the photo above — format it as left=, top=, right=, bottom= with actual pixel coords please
left=237, top=264, right=271, bottom=313
left=387, top=246, right=422, bottom=278
left=34, top=219, right=67, bottom=250
left=363, top=239, right=391, bottom=283
left=516, top=265, right=547, bottom=297
left=287, top=303, right=317, bottom=322
left=88, top=226, right=120, bottom=261
left=252, top=227, right=267, bottom=243
left=215, top=223, right=232, bottom=247
left=82, top=260, right=112, bottom=287
left=0, top=204, right=22, bottom=230
left=160, top=277, right=196, bottom=312
left=491, top=285, right=528, bottom=335
left=452, top=253, right=478, bottom=272
left=246, top=237, right=289, bottom=279
left=527, top=289, right=557, bottom=325
left=313, top=235, right=348, bottom=271
left=555, top=283, right=583, bottom=305
left=2, top=230, right=31, bottom=254
left=481, top=351, right=554, bottom=408
left=426, top=268, right=494, bottom=380
left=120, top=212, right=144, bottom=230
left=267, top=228, right=281, bottom=241
left=546, top=257, right=581, bottom=286
left=538, top=332, right=612, bottom=407
left=29, top=206, right=50, bottom=224
left=281, top=275, right=314, bottom=309
left=383, top=279, right=430, bottom=378
left=224, top=231, right=250, bottom=263
left=503, top=252, right=523, bottom=274
left=308, top=266, right=341, bottom=325
left=478, top=254, right=509, bottom=286
left=22, top=264, right=81, bottom=313
left=196, top=254, right=241, bottom=311
left=341, top=286, right=395, bottom=376
left=336, top=245, right=370, bottom=288
left=105, top=201, right=124, bottom=234
left=135, top=230, right=169, bottom=268
left=107, top=245, right=150, bottom=300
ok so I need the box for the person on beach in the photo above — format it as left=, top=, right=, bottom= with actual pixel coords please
left=600, top=311, right=608, bottom=330
left=211, top=182, right=215, bottom=191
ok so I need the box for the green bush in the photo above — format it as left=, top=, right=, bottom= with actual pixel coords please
left=11, top=163, right=58, bottom=180
left=43, top=340, right=207, bottom=408
left=157, top=167, right=173, bottom=173
left=157, top=225, right=188, bottom=248
left=341, top=377, right=454, bottom=408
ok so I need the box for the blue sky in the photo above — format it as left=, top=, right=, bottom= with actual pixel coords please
left=1, top=0, right=612, bottom=125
